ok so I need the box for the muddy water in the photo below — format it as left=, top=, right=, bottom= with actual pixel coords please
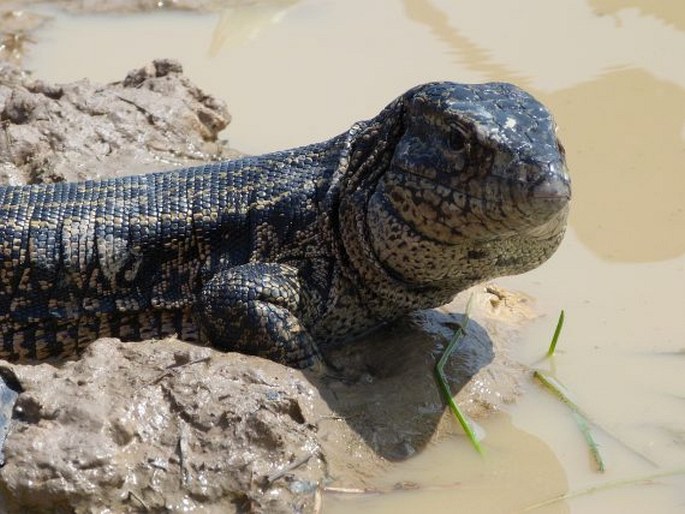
left=23, top=0, right=685, bottom=512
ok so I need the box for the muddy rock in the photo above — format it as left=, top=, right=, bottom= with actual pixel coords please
left=318, top=285, right=533, bottom=462
left=0, top=339, right=335, bottom=512
left=0, top=58, right=237, bottom=185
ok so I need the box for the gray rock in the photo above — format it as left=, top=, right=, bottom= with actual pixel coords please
left=0, top=339, right=330, bottom=512
left=0, top=58, right=237, bottom=185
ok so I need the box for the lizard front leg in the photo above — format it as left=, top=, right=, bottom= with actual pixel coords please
left=195, top=262, right=321, bottom=368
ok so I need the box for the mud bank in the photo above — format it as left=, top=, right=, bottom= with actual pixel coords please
left=0, top=58, right=236, bottom=185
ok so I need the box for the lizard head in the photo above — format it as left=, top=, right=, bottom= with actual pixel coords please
left=365, top=82, right=571, bottom=286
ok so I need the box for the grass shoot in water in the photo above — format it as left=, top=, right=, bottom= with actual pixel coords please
left=435, top=295, right=484, bottom=454
left=546, top=310, right=565, bottom=357
left=536, top=310, right=606, bottom=472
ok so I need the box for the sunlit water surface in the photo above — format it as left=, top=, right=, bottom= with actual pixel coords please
left=23, top=0, right=685, bottom=512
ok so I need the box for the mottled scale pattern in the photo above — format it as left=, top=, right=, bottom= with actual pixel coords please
left=0, top=82, right=571, bottom=368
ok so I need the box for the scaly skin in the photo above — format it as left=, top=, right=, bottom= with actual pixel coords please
left=0, top=82, right=570, bottom=368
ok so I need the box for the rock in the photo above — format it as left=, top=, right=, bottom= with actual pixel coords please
left=318, top=285, right=534, bottom=461
left=0, top=339, right=334, bottom=512
left=0, top=58, right=238, bottom=185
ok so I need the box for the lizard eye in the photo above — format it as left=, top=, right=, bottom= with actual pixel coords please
left=446, top=124, right=469, bottom=152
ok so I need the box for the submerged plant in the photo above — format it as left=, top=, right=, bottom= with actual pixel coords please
left=534, top=369, right=605, bottom=472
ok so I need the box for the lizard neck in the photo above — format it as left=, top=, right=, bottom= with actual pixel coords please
left=331, top=104, right=463, bottom=319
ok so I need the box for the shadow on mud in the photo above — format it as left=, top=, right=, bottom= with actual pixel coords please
left=308, top=310, right=495, bottom=461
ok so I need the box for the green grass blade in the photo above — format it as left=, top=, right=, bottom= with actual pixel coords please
left=546, top=310, right=565, bottom=357
left=535, top=313, right=657, bottom=468
left=534, top=370, right=604, bottom=472
left=534, top=370, right=586, bottom=417
left=435, top=295, right=484, bottom=454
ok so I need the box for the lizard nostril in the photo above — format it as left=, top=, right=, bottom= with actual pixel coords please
left=527, top=162, right=571, bottom=223
left=531, top=171, right=571, bottom=202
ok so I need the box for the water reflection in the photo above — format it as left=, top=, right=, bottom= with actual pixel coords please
left=548, top=70, right=685, bottom=262
left=404, top=0, right=685, bottom=91
left=589, top=0, right=685, bottom=31
left=325, top=412, right=570, bottom=514
left=209, top=0, right=298, bottom=55
left=402, top=0, right=527, bottom=84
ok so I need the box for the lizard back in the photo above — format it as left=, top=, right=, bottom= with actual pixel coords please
left=0, top=141, right=343, bottom=360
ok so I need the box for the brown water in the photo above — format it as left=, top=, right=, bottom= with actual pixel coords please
left=23, top=0, right=685, bottom=512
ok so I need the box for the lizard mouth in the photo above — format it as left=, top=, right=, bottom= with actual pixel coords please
left=382, top=158, right=571, bottom=245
